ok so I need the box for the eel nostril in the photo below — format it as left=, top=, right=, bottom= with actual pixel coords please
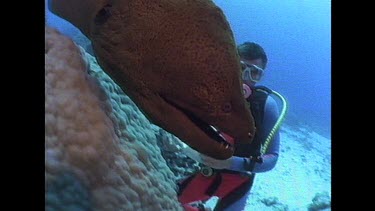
left=94, top=4, right=113, bottom=25
left=222, top=103, right=232, bottom=113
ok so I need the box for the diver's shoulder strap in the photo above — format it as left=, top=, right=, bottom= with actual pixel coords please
left=248, top=86, right=271, bottom=125
left=253, top=85, right=273, bottom=95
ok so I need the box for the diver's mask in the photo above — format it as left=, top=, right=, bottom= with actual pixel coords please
left=240, top=61, right=264, bottom=83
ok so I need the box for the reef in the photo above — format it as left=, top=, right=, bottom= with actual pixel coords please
left=45, top=26, right=183, bottom=211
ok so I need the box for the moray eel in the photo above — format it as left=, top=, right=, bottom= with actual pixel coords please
left=49, top=0, right=255, bottom=159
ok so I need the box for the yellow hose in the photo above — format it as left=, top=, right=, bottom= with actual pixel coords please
left=261, top=90, right=288, bottom=154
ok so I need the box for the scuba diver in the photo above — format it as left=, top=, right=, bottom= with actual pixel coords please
left=178, top=42, right=288, bottom=211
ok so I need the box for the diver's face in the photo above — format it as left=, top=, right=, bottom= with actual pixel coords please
left=240, top=58, right=264, bottom=87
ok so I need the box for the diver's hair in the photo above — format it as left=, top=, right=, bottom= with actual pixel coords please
left=237, top=42, right=268, bottom=69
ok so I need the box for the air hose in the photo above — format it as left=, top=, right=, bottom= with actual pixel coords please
left=261, top=89, right=288, bottom=154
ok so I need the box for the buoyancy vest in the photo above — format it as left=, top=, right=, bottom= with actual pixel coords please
left=234, top=86, right=269, bottom=158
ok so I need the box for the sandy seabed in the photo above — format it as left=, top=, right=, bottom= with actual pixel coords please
left=243, top=123, right=331, bottom=210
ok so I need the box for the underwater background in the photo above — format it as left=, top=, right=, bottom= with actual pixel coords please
left=46, top=0, right=331, bottom=210
left=214, top=0, right=331, bottom=138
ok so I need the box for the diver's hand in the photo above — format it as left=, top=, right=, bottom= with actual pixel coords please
left=181, top=143, right=231, bottom=169
left=181, top=143, right=253, bottom=173
left=198, top=153, right=231, bottom=169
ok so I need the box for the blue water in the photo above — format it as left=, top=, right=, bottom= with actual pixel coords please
left=46, top=0, right=331, bottom=138
left=214, top=0, right=331, bottom=138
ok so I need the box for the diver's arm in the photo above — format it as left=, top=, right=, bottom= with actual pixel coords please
left=251, top=96, right=280, bottom=173
left=251, top=134, right=279, bottom=172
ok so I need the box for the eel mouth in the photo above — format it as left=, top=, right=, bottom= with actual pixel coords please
left=183, top=108, right=235, bottom=150
left=162, top=96, right=235, bottom=154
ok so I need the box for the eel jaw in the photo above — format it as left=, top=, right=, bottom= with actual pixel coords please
left=162, top=96, right=235, bottom=159
left=182, top=106, right=235, bottom=151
